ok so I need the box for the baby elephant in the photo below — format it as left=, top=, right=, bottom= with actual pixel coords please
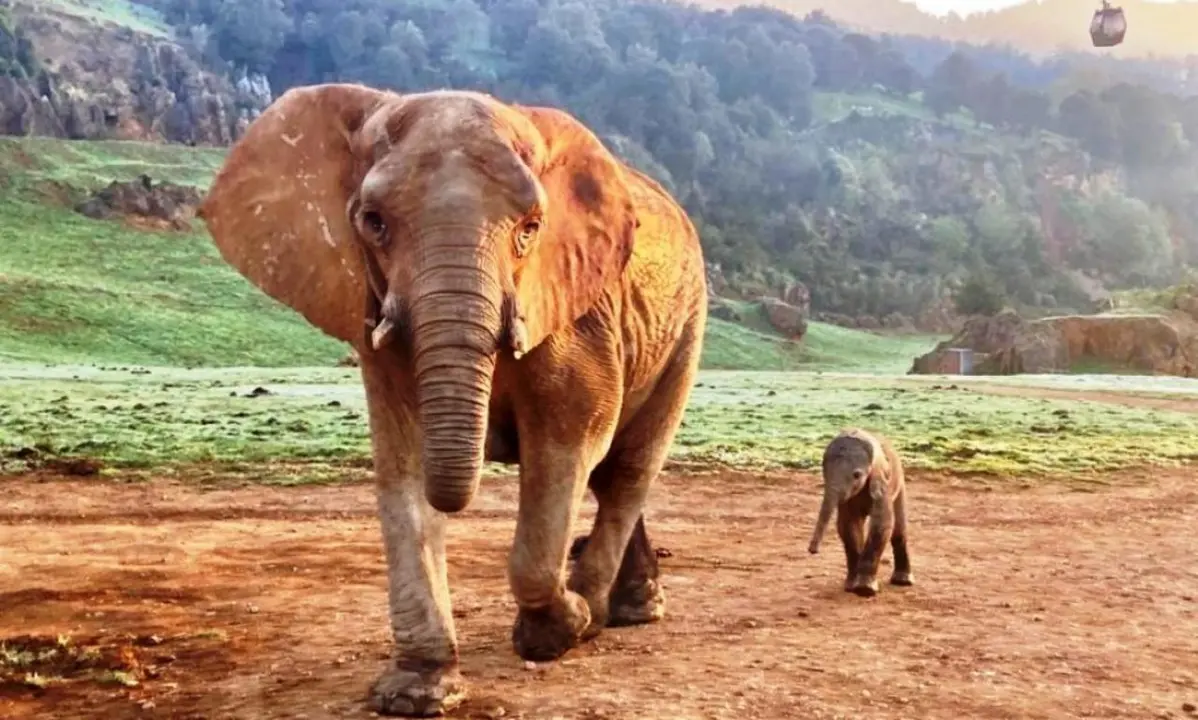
left=808, top=428, right=913, bottom=597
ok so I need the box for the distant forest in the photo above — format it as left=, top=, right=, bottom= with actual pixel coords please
left=140, top=0, right=1198, bottom=320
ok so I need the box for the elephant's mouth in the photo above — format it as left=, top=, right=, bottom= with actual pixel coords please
left=367, top=286, right=530, bottom=361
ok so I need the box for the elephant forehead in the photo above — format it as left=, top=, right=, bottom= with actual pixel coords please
left=824, top=435, right=873, bottom=463
left=359, top=153, right=486, bottom=215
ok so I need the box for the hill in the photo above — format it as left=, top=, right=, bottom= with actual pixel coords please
left=0, top=136, right=939, bottom=371
left=5, top=0, right=1198, bottom=329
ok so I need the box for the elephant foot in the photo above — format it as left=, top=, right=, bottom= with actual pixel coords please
left=512, top=590, right=591, bottom=662
left=846, top=574, right=879, bottom=598
left=607, top=577, right=666, bottom=627
left=890, top=571, right=915, bottom=587
left=368, top=663, right=466, bottom=717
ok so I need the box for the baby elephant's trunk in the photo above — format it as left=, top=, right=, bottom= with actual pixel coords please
left=808, top=490, right=837, bottom=554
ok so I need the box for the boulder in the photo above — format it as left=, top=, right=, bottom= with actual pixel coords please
left=779, top=281, right=810, bottom=316
left=759, top=296, right=808, bottom=339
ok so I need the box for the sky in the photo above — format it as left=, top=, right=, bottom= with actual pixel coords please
left=912, top=0, right=1184, bottom=16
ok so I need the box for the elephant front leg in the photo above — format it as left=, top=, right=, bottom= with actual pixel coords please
left=849, top=493, right=896, bottom=598
left=838, top=509, right=866, bottom=593
left=361, top=355, right=463, bottom=717
left=508, top=445, right=599, bottom=662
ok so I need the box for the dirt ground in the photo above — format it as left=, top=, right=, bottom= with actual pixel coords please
left=1, top=463, right=1196, bottom=720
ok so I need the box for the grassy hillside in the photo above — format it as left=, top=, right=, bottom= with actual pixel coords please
left=0, top=138, right=347, bottom=367
left=0, top=135, right=941, bottom=371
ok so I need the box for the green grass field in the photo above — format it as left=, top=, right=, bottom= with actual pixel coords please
left=4, top=364, right=1197, bottom=482
left=2, top=135, right=1197, bottom=485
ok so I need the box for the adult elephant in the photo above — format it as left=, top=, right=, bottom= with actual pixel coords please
left=199, top=83, right=707, bottom=716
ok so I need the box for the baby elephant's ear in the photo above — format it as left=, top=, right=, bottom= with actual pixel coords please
left=199, top=83, right=390, bottom=344
left=509, top=105, right=637, bottom=351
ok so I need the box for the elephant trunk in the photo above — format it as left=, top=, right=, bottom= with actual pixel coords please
left=409, top=237, right=504, bottom=514
left=808, top=488, right=838, bottom=554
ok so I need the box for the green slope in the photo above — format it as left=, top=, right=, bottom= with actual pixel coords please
left=0, top=138, right=347, bottom=367
left=0, top=136, right=941, bottom=371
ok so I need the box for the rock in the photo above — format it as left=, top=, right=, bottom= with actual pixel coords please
left=759, top=297, right=808, bottom=339
left=779, top=281, right=811, bottom=316
left=74, top=175, right=203, bottom=230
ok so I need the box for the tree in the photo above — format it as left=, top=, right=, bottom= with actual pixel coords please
left=925, top=51, right=977, bottom=117
left=211, top=0, right=291, bottom=72
left=954, top=273, right=1006, bottom=316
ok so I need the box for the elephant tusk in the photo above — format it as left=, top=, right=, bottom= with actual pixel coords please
left=510, top=317, right=529, bottom=360
left=371, top=317, right=396, bottom=351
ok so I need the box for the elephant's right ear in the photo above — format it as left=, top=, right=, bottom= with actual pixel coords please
left=199, top=83, right=390, bottom=344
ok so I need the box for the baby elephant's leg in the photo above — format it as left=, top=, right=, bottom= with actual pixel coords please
left=889, top=488, right=914, bottom=586
left=837, top=509, right=866, bottom=592
left=849, top=497, right=894, bottom=597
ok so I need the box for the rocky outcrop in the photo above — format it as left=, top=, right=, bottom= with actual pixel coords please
left=779, top=281, right=810, bottom=313
left=759, top=296, right=809, bottom=339
left=75, top=173, right=203, bottom=230
left=909, top=310, right=1022, bottom=374
left=755, top=280, right=812, bottom=339
left=910, top=308, right=1198, bottom=377
left=0, top=4, right=270, bottom=144
left=979, top=315, right=1196, bottom=376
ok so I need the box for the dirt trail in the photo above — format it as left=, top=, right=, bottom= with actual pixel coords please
left=1, top=467, right=1196, bottom=719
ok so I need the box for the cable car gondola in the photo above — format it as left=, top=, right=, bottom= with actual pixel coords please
left=1090, top=1, right=1127, bottom=48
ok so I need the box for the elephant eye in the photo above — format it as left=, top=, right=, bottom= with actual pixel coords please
left=515, top=219, right=540, bottom=258
left=360, top=210, right=388, bottom=246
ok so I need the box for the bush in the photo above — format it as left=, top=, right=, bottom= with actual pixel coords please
left=954, top=273, right=1006, bottom=316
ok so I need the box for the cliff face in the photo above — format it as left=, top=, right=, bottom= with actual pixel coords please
left=0, top=1, right=270, bottom=145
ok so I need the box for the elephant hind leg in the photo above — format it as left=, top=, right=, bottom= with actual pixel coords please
left=568, top=513, right=659, bottom=622
left=569, top=317, right=703, bottom=630
left=605, top=514, right=662, bottom=626
left=890, top=488, right=914, bottom=586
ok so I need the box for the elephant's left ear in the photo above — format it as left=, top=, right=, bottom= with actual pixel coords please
left=511, top=105, right=637, bottom=351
